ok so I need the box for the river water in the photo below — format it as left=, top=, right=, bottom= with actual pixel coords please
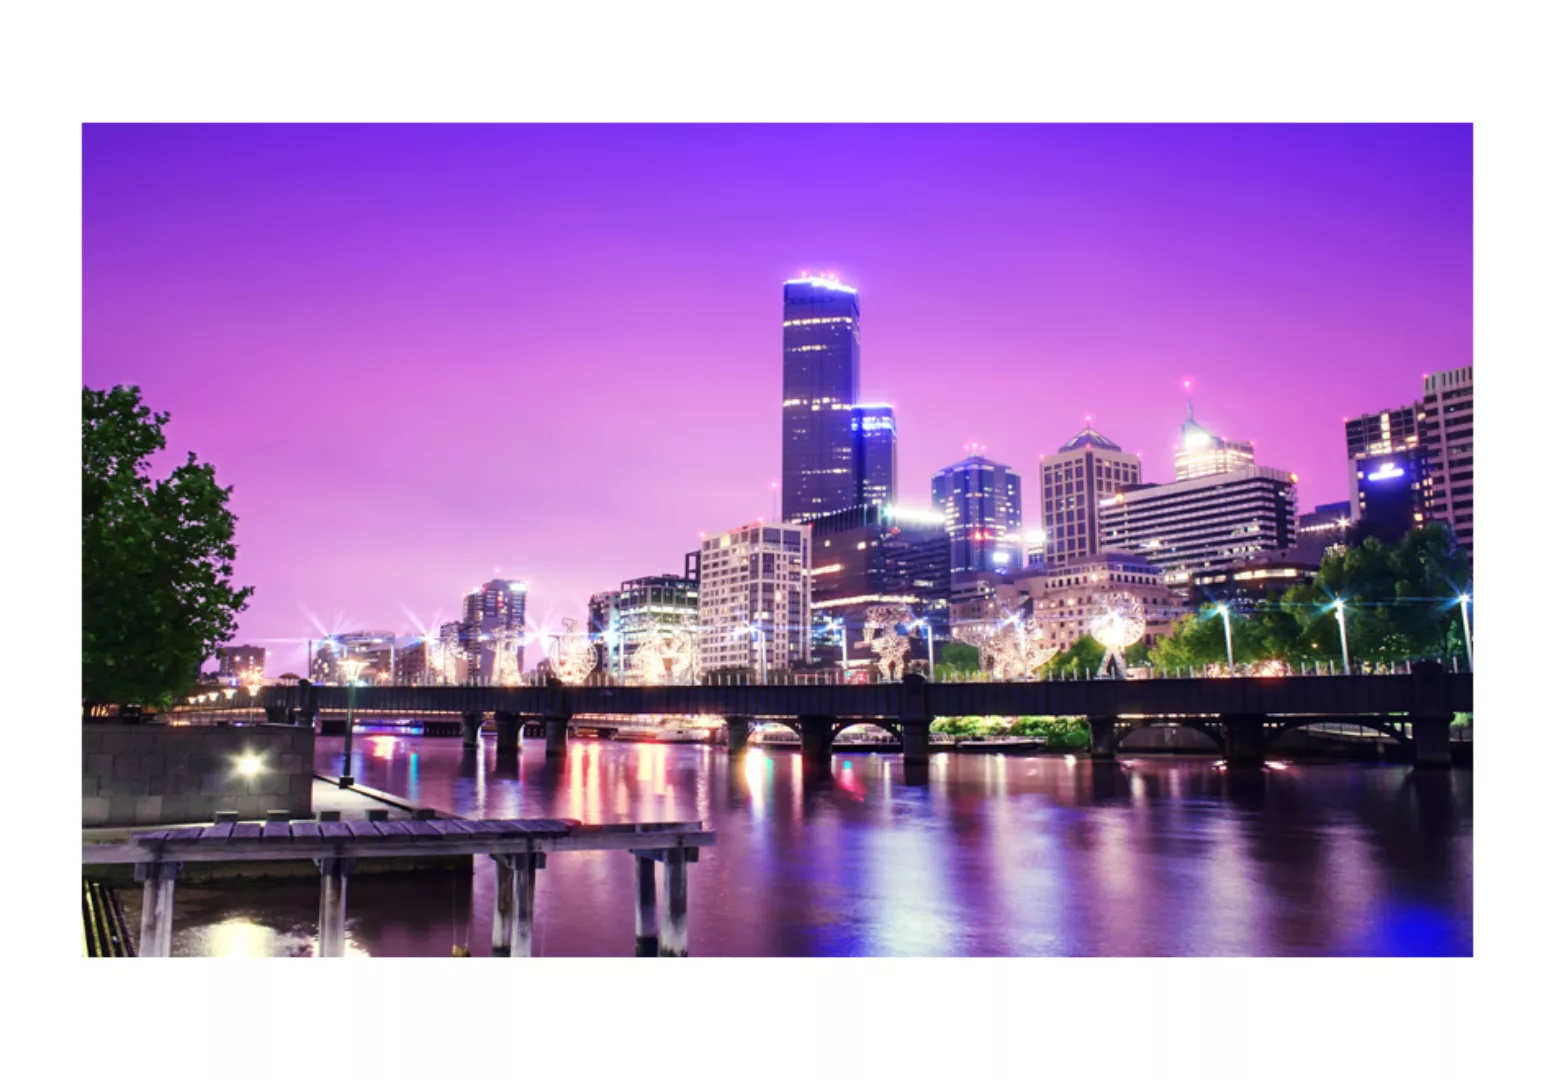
left=147, top=734, right=1471, bottom=957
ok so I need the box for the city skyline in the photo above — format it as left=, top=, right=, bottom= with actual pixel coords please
left=81, top=124, right=1471, bottom=669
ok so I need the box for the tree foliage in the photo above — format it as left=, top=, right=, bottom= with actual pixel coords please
left=83, top=386, right=252, bottom=707
left=936, top=641, right=983, bottom=677
left=1048, top=634, right=1105, bottom=676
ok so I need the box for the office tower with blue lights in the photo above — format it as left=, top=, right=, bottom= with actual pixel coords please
left=853, top=403, right=897, bottom=508
left=782, top=274, right=862, bottom=523
left=461, top=578, right=528, bottom=679
left=931, top=449, right=1023, bottom=574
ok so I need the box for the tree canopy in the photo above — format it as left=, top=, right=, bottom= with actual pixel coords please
left=1146, top=524, right=1471, bottom=671
left=83, top=385, right=253, bottom=707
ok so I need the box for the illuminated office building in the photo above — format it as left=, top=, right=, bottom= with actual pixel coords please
left=1420, top=366, right=1473, bottom=557
left=932, top=448, right=1022, bottom=575
left=1174, top=403, right=1255, bottom=479
left=461, top=578, right=528, bottom=680
left=853, top=403, right=898, bottom=508
left=697, top=521, right=811, bottom=673
left=1039, top=427, right=1140, bottom=568
left=216, top=645, right=266, bottom=681
left=781, top=274, right=862, bottom=523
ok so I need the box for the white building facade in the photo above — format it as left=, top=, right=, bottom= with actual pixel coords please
left=696, top=521, right=811, bottom=674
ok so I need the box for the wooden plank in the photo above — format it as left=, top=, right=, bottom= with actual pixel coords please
left=231, top=823, right=262, bottom=840
left=401, top=820, right=440, bottom=837
left=198, top=823, right=235, bottom=841
left=445, top=820, right=484, bottom=834
left=345, top=821, right=383, bottom=838
left=290, top=821, right=322, bottom=839
left=165, top=827, right=206, bottom=842
left=425, top=819, right=468, bottom=836
left=375, top=821, right=413, bottom=836
left=133, top=830, right=172, bottom=842
left=260, top=821, right=292, bottom=840
left=319, top=821, right=353, bottom=839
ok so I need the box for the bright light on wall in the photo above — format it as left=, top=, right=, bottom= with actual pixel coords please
left=235, top=753, right=263, bottom=777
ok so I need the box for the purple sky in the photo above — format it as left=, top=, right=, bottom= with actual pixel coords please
left=82, top=124, right=1471, bottom=672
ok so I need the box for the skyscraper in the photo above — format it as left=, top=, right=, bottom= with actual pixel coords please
left=1420, top=366, right=1473, bottom=557
left=461, top=578, right=528, bottom=681
left=782, top=274, right=861, bottom=523
left=1039, top=426, right=1141, bottom=567
left=1174, top=403, right=1255, bottom=479
left=932, top=449, right=1023, bottom=574
left=852, top=403, right=897, bottom=508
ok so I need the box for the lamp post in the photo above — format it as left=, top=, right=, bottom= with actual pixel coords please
left=339, top=657, right=368, bottom=788
left=243, top=674, right=263, bottom=723
left=222, top=687, right=237, bottom=716
left=1459, top=593, right=1473, bottom=672
left=748, top=617, right=768, bottom=684
left=1334, top=599, right=1351, bottom=676
left=1215, top=604, right=1234, bottom=674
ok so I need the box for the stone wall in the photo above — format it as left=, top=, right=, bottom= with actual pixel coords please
left=82, top=724, right=315, bottom=827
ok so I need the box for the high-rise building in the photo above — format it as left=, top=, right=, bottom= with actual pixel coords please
left=697, top=521, right=811, bottom=674
left=782, top=274, right=861, bottom=523
left=217, top=645, right=266, bottom=681
left=1039, top=427, right=1140, bottom=568
left=932, top=449, right=1023, bottom=575
left=1175, top=403, right=1255, bottom=480
left=1346, top=404, right=1419, bottom=461
left=1419, top=366, right=1473, bottom=557
left=1097, top=466, right=1299, bottom=592
left=852, top=403, right=898, bottom=508
left=461, top=578, right=528, bottom=681
left=1352, top=446, right=1432, bottom=543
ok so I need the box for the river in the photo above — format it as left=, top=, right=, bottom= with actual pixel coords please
left=147, top=734, right=1472, bottom=957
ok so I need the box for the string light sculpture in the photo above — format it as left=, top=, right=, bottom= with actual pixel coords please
left=861, top=605, right=915, bottom=680
left=1091, top=592, right=1146, bottom=679
left=980, top=610, right=1059, bottom=680
left=483, top=626, right=523, bottom=687
left=551, top=618, right=598, bottom=685
left=630, top=620, right=697, bottom=684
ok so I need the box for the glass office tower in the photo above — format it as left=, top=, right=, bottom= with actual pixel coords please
left=782, top=275, right=861, bottom=523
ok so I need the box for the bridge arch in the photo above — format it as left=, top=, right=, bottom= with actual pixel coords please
left=1263, top=716, right=1411, bottom=748
left=1113, top=720, right=1223, bottom=752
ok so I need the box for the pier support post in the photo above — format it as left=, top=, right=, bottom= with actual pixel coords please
left=495, top=711, right=522, bottom=753
left=1222, top=715, right=1267, bottom=770
left=1410, top=714, right=1453, bottom=768
left=725, top=716, right=751, bottom=755
left=133, top=861, right=180, bottom=958
left=299, top=708, right=319, bottom=730
left=798, top=715, right=834, bottom=766
left=264, top=706, right=289, bottom=725
left=544, top=716, right=569, bottom=758
left=660, top=850, right=690, bottom=957
left=900, top=720, right=932, bottom=765
left=634, top=855, right=659, bottom=956
left=460, top=711, right=483, bottom=748
left=316, top=857, right=354, bottom=958
left=1088, top=717, right=1117, bottom=761
left=492, top=853, right=545, bottom=956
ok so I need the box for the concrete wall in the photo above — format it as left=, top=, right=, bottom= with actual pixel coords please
left=82, top=724, right=315, bottom=827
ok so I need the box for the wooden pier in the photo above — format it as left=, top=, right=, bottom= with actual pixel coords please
left=82, top=817, right=714, bottom=958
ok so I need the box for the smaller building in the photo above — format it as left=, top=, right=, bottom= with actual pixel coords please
left=697, top=520, right=811, bottom=674
left=1351, top=445, right=1431, bottom=544
left=1003, top=551, right=1175, bottom=652
left=1174, top=404, right=1255, bottom=480
left=217, top=644, right=267, bottom=681
left=311, top=632, right=397, bottom=684
left=853, top=403, right=898, bottom=509
left=1186, top=548, right=1323, bottom=613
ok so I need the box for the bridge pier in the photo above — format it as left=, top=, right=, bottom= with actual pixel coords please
left=316, top=857, right=354, bottom=958
left=134, top=861, right=180, bottom=958
left=1410, top=714, right=1453, bottom=768
left=798, top=715, right=835, bottom=766
left=494, top=711, right=521, bottom=753
left=725, top=715, right=752, bottom=756
left=263, top=706, right=289, bottom=725
left=900, top=720, right=932, bottom=765
left=634, top=855, right=659, bottom=956
left=491, top=853, right=545, bottom=956
left=298, top=708, right=318, bottom=730
left=1088, top=718, right=1117, bottom=761
left=661, top=850, right=690, bottom=957
left=544, top=716, right=569, bottom=758
left=460, top=712, right=483, bottom=747
left=1222, top=715, right=1266, bottom=770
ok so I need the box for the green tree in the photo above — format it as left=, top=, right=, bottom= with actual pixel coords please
left=1049, top=635, right=1105, bottom=676
left=936, top=641, right=982, bottom=677
left=83, top=386, right=253, bottom=709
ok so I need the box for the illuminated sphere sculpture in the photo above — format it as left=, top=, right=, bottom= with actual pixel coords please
left=484, top=626, right=523, bottom=687
left=1090, top=592, right=1146, bottom=679
left=631, top=621, right=696, bottom=685
left=982, top=610, right=1060, bottom=681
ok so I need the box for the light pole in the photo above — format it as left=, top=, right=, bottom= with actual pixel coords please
left=1333, top=598, right=1351, bottom=675
left=1459, top=593, right=1473, bottom=672
left=339, top=657, right=368, bottom=788
left=1215, top=604, right=1234, bottom=674
left=243, top=673, right=263, bottom=723
left=749, top=617, right=768, bottom=684
left=914, top=618, right=936, bottom=681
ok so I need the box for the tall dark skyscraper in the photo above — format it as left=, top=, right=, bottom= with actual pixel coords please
left=782, top=274, right=861, bottom=523
left=852, top=403, right=897, bottom=508
left=461, top=578, right=528, bottom=679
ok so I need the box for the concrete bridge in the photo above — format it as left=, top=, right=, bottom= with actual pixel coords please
left=250, top=662, right=1471, bottom=768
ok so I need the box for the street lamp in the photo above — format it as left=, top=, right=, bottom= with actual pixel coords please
left=1333, top=598, right=1351, bottom=675
left=338, top=657, right=368, bottom=788
left=243, top=674, right=263, bottom=722
left=1459, top=593, right=1473, bottom=672
left=747, top=616, right=768, bottom=684
left=1215, top=604, right=1234, bottom=674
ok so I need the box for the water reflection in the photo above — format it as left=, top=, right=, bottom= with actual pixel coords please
left=151, top=737, right=1470, bottom=958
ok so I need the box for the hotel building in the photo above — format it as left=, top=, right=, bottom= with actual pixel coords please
left=697, top=521, right=811, bottom=674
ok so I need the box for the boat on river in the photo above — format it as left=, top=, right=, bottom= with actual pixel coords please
left=614, top=723, right=711, bottom=744
left=952, top=736, right=1048, bottom=754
